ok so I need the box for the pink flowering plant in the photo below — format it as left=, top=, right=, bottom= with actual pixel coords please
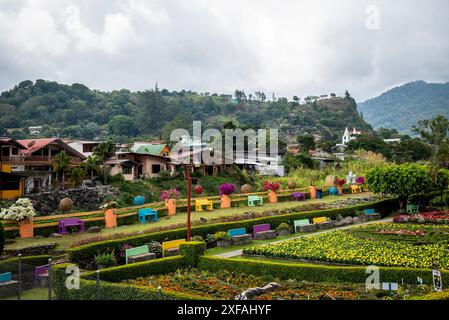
left=160, top=189, right=181, bottom=201
left=355, top=177, right=365, bottom=185
left=262, top=181, right=281, bottom=192
left=393, top=211, right=449, bottom=224
left=219, top=183, right=236, bottom=196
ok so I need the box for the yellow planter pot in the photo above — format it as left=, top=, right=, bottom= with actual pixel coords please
left=104, top=209, right=117, bottom=228
left=166, top=199, right=177, bottom=216
left=19, top=218, right=34, bottom=239
left=221, top=195, right=231, bottom=208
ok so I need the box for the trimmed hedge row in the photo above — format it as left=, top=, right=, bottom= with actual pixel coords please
left=0, top=222, right=4, bottom=257
left=68, top=198, right=398, bottom=262
left=52, top=263, right=203, bottom=300
left=409, top=290, right=449, bottom=300
left=198, top=256, right=449, bottom=285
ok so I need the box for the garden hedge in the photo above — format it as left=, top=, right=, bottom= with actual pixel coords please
left=67, top=198, right=398, bottom=262
left=179, top=241, right=206, bottom=266
left=409, top=290, right=449, bottom=300
left=52, top=263, right=204, bottom=300
left=0, top=255, right=51, bottom=274
left=0, top=222, right=4, bottom=257
left=198, top=256, right=449, bottom=285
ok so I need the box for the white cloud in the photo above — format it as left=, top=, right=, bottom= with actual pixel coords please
left=0, top=0, right=448, bottom=101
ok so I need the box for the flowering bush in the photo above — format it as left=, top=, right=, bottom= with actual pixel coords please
left=100, top=200, right=118, bottom=210
left=0, top=198, right=36, bottom=222
left=394, top=211, right=449, bottom=224
left=160, top=189, right=181, bottom=201
left=355, top=177, right=365, bottom=185
left=262, top=181, right=280, bottom=192
left=218, top=183, right=236, bottom=196
left=336, top=179, right=346, bottom=186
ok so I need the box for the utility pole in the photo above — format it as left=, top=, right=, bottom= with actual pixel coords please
left=184, top=164, right=192, bottom=241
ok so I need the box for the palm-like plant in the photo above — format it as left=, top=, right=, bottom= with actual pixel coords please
left=71, top=167, right=86, bottom=188
left=53, top=151, right=71, bottom=189
left=83, top=155, right=101, bottom=181
left=93, top=141, right=116, bottom=184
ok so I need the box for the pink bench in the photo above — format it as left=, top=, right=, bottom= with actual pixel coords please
left=58, top=218, right=85, bottom=235
left=253, top=224, right=277, bottom=240
left=34, top=265, right=49, bottom=286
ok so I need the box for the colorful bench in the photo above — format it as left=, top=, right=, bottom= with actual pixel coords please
left=195, top=199, right=213, bottom=211
left=253, top=224, right=277, bottom=240
left=316, top=189, right=323, bottom=199
left=228, top=228, right=252, bottom=245
left=313, top=216, right=334, bottom=230
left=328, top=187, right=339, bottom=196
left=407, top=204, right=419, bottom=214
left=0, top=272, right=12, bottom=283
left=351, top=185, right=362, bottom=194
left=34, top=265, right=49, bottom=287
left=294, top=219, right=316, bottom=233
left=58, top=218, right=85, bottom=235
left=364, top=208, right=381, bottom=220
left=292, top=192, right=306, bottom=201
left=138, top=208, right=159, bottom=223
left=248, top=195, right=263, bottom=206
left=125, top=245, right=156, bottom=264
left=162, top=239, right=187, bottom=257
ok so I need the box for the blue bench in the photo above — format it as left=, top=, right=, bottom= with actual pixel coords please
left=328, top=187, right=339, bottom=196
left=138, top=208, right=159, bottom=223
left=364, top=208, right=381, bottom=220
left=228, top=228, right=247, bottom=237
left=227, top=228, right=252, bottom=245
left=0, top=272, right=12, bottom=283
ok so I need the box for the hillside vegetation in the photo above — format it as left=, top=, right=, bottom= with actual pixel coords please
left=0, top=80, right=371, bottom=143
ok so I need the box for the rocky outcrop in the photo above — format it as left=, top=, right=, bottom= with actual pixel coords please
left=28, top=185, right=119, bottom=215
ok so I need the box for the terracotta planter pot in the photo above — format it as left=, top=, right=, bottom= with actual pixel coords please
left=166, top=199, right=177, bottom=216
left=104, top=209, right=117, bottom=228
left=268, top=190, right=278, bottom=203
left=309, top=186, right=318, bottom=199
left=337, top=185, right=343, bottom=195
left=221, top=195, right=231, bottom=208
left=19, top=218, right=34, bottom=239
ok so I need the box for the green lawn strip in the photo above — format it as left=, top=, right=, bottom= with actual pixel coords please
left=5, top=193, right=371, bottom=251
left=0, top=288, right=53, bottom=300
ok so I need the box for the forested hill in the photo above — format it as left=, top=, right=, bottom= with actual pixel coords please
left=358, top=81, right=449, bottom=134
left=0, top=80, right=371, bottom=143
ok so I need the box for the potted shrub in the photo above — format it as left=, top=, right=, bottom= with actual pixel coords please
left=219, top=183, right=236, bottom=209
left=214, top=231, right=230, bottom=247
left=263, top=181, right=280, bottom=203
left=0, top=198, right=36, bottom=238
left=100, top=200, right=118, bottom=229
left=276, top=223, right=292, bottom=236
left=161, top=189, right=180, bottom=216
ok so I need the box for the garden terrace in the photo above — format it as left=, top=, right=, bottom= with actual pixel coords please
left=65, top=197, right=397, bottom=264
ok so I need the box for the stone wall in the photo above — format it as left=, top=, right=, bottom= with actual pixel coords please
left=28, top=185, right=119, bottom=215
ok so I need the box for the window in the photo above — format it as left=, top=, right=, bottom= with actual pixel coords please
left=122, top=165, right=133, bottom=175
left=51, top=149, right=60, bottom=156
left=1, top=147, right=9, bottom=157
left=152, top=164, right=161, bottom=174
left=11, top=148, right=18, bottom=155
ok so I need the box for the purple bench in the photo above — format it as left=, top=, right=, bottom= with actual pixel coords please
left=292, top=192, right=306, bottom=201
left=34, top=265, right=49, bottom=286
left=58, top=218, right=85, bottom=235
left=253, top=224, right=277, bottom=240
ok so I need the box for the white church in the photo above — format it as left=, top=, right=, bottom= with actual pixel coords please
left=336, top=127, right=362, bottom=148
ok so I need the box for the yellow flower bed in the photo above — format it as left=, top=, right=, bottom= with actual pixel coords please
left=244, top=230, right=449, bottom=269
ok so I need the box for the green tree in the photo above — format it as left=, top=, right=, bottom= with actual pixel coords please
left=83, top=155, right=101, bottom=181
left=136, top=86, right=166, bottom=136
left=52, top=151, right=71, bottom=190
left=413, top=115, right=449, bottom=172
left=365, top=163, right=433, bottom=210
left=93, top=141, right=116, bottom=184
left=346, top=133, right=392, bottom=158
left=108, top=115, right=137, bottom=136
left=297, top=134, right=316, bottom=152
left=434, top=169, right=449, bottom=202
left=71, top=167, right=86, bottom=188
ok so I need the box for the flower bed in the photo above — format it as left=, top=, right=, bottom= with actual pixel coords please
left=244, top=230, right=449, bottom=269
left=124, top=268, right=363, bottom=300
left=394, top=211, right=449, bottom=224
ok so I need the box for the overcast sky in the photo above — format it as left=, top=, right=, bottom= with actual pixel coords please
left=0, top=0, right=448, bottom=101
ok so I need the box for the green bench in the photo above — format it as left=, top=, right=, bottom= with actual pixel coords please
left=294, top=219, right=316, bottom=233
left=407, top=204, right=419, bottom=214
left=248, top=196, right=263, bottom=207
left=125, top=245, right=156, bottom=264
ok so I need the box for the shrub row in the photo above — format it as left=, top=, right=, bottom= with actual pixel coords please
left=0, top=255, right=51, bottom=274
left=52, top=263, right=203, bottom=300
left=68, top=198, right=398, bottom=262
left=198, top=256, right=448, bottom=285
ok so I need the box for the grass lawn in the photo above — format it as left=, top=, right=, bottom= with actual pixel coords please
left=5, top=193, right=373, bottom=251
left=1, top=288, right=53, bottom=300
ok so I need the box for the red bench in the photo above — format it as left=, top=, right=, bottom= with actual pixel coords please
left=58, top=218, right=86, bottom=235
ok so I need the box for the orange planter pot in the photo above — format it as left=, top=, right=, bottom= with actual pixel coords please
left=104, top=209, right=117, bottom=228
left=221, top=195, right=231, bottom=208
left=268, top=190, right=277, bottom=203
left=309, top=186, right=318, bottom=199
left=337, top=186, right=343, bottom=195
left=19, top=218, right=34, bottom=239
left=166, top=199, right=176, bottom=216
